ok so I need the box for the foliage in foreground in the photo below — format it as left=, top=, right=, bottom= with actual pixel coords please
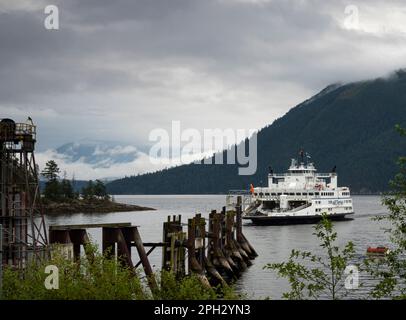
left=155, top=271, right=240, bottom=300
left=266, top=125, right=406, bottom=300
left=265, top=215, right=356, bottom=300
left=364, top=125, right=406, bottom=299
left=2, top=245, right=146, bottom=300
left=1, top=244, right=239, bottom=300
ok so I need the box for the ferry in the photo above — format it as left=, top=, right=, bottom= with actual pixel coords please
left=228, top=150, right=354, bottom=225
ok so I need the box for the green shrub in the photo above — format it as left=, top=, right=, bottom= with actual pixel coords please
left=2, top=243, right=240, bottom=300
left=2, top=244, right=147, bottom=300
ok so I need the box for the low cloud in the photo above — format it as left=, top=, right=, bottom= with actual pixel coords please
left=36, top=148, right=161, bottom=180
left=36, top=145, right=219, bottom=180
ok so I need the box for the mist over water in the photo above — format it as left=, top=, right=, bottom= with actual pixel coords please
left=45, top=195, right=389, bottom=299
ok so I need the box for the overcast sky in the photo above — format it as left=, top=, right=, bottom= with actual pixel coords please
left=1, top=0, right=406, bottom=179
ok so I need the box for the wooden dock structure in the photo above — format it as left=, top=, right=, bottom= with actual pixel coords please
left=48, top=196, right=257, bottom=290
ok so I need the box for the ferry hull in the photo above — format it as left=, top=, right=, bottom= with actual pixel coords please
left=243, top=212, right=354, bottom=225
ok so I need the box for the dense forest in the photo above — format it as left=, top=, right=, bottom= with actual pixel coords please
left=107, top=70, right=406, bottom=195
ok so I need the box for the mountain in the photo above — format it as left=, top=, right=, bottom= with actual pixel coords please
left=38, top=140, right=144, bottom=189
left=106, top=70, right=406, bottom=195
left=56, top=140, right=140, bottom=169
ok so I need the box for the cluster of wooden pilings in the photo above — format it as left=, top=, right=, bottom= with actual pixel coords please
left=48, top=197, right=257, bottom=292
left=160, top=205, right=258, bottom=287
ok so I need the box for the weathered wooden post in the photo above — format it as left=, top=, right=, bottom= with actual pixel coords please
left=195, top=214, right=205, bottom=268
left=226, top=210, right=247, bottom=271
left=208, top=210, right=234, bottom=278
left=130, top=226, right=158, bottom=292
left=220, top=207, right=239, bottom=273
left=234, top=197, right=251, bottom=263
left=235, top=196, right=258, bottom=258
left=162, top=216, right=171, bottom=272
left=102, top=226, right=158, bottom=292
left=187, top=216, right=210, bottom=288
left=68, top=229, right=93, bottom=262
left=102, top=227, right=116, bottom=259
left=162, top=215, right=186, bottom=278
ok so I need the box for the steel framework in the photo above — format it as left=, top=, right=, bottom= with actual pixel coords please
left=0, top=118, right=48, bottom=268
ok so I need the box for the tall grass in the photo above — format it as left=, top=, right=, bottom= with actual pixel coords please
left=1, top=244, right=239, bottom=300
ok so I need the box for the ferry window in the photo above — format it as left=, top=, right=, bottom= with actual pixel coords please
left=271, top=193, right=276, bottom=196
left=254, top=193, right=258, bottom=196
left=315, top=192, right=319, bottom=196
left=296, top=193, right=301, bottom=196
left=265, top=193, right=270, bottom=196
left=309, top=193, right=314, bottom=196
left=302, top=192, right=307, bottom=195
left=289, top=193, right=294, bottom=196
left=277, top=193, right=282, bottom=196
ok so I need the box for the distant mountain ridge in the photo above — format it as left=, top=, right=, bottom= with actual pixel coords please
left=106, top=70, right=406, bottom=195
left=56, top=141, right=140, bottom=167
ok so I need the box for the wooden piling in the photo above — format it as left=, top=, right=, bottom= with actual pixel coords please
left=187, top=216, right=210, bottom=288
left=208, top=210, right=234, bottom=277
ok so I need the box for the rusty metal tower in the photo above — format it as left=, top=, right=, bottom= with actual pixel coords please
left=0, top=118, right=48, bottom=268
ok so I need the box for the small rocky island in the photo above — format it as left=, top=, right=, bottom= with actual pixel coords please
left=40, top=160, right=155, bottom=215
left=44, top=198, right=155, bottom=215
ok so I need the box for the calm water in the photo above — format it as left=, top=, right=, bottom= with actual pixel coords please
left=45, top=195, right=390, bottom=299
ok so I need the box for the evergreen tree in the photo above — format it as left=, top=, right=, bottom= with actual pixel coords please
left=41, top=160, right=61, bottom=201
left=61, top=178, right=74, bottom=200
left=82, top=180, right=95, bottom=201
left=94, top=179, right=109, bottom=200
left=41, top=160, right=60, bottom=181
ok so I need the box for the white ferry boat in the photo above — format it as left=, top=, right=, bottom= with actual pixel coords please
left=229, top=150, right=354, bottom=225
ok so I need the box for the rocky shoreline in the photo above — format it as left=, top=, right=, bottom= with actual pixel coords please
left=43, top=199, right=155, bottom=215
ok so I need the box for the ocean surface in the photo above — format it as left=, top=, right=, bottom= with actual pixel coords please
left=45, top=195, right=390, bottom=299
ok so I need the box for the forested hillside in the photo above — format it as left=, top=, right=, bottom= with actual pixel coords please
left=107, top=70, right=406, bottom=194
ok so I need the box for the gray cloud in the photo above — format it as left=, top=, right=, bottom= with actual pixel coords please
left=1, top=0, right=406, bottom=177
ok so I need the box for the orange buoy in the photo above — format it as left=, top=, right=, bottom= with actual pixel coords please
left=367, top=246, right=389, bottom=255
